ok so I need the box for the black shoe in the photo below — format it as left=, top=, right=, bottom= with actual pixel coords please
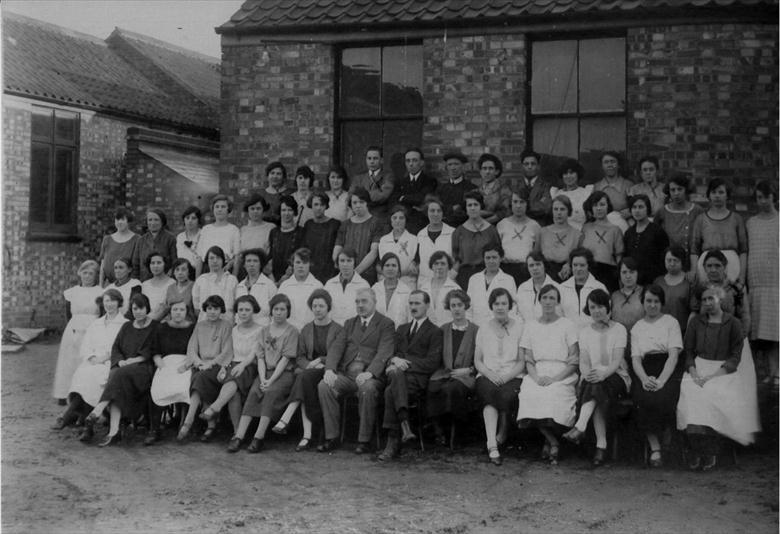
left=295, top=438, right=312, bottom=452
left=354, top=442, right=371, bottom=455
left=377, top=439, right=400, bottom=462
left=143, top=430, right=161, bottom=446
left=592, top=448, right=606, bottom=466
left=247, top=438, right=265, bottom=453
left=57, top=398, right=67, bottom=406
left=701, top=455, right=717, bottom=472
left=79, top=419, right=96, bottom=443
left=98, top=433, right=121, bottom=447
left=200, top=427, right=216, bottom=443
left=317, top=438, right=339, bottom=453
left=227, top=436, right=242, bottom=453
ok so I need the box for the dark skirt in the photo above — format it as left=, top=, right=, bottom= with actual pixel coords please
left=190, top=365, right=223, bottom=405
left=591, top=262, right=619, bottom=293
left=241, top=370, right=295, bottom=419
left=475, top=376, right=522, bottom=413
left=99, top=363, right=153, bottom=420
left=426, top=378, right=473, bottom=419
left=287, top=367, right=325, bottom=422
left=456, top=264, right=483, bottom=290
left=222, top=361, right=258, bottom=399
left=577, top=373, right=627, bottom=408
left=502, top=262, right=530, bottom=287
left=632, top=352, right=682, bottom=434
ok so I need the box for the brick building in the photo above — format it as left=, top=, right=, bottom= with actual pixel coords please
left=217, top=0, right=778, bottom=208
left=2, top=13, right=220, bottom=329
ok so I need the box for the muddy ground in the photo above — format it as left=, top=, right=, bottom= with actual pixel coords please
left=2, top=340, right=778, bottom=534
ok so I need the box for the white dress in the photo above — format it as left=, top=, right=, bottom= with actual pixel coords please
left=68, top=314, right=128, bottom=405
left=278, top=274, right=324, bottom=330
left=372, top=280, right=412, bottom=328
left=142, top=277, right=175, bottom=319
left=52, top=285, right=103, bottom=398
left=517, top=317, right=578, bottom=427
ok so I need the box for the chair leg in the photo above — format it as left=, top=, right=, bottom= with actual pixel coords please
left=449, top=422, right=456, bottom=452
left=339, top=398, right=347, bottom=443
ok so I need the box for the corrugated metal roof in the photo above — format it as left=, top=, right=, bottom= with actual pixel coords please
left=218, top=0, right=777, bottom=33
left=3, top=13, right=220, bottom=132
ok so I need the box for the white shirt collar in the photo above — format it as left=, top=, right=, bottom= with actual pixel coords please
left=410, top=172, right=421, bottom=181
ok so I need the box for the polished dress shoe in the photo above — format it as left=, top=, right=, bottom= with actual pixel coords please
left=143, top=430, right=161, bottom=446
left=227, top=436, right=242, bottom=453
left=98, top=433, right=121, bottom=447
left=592, top=447, right=607, bottom=466
left=317, top=438, right=339, bottom=453
left=354, top=442, right=372, bottom=455
left=247, top=438, right=265, bottom=453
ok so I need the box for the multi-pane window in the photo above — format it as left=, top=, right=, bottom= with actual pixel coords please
left=30, top=106, right=79, bottom=235
left=530, top=37, right=626, bottom=180
left=337, top=44, right=423, bottom=179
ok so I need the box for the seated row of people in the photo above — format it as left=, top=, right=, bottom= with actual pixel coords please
left=55, top=273, right=759, bottom=472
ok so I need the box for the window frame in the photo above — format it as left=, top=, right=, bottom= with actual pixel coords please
left=334, top=41, right=424, bottom=180
left=526, top=32, right=627, bottom=174
left=28, top=105, right=80, bottom=241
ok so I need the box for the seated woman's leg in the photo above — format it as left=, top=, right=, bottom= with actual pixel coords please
left=483, top=404, right=499, bottom=449
left=207, top=382, right=239, bottom=415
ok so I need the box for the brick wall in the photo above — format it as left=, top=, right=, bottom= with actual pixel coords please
left=220, top=42, right=335, bottom=198
left=3, top=97, right=129, bottom=329
left=627, top=23, right=779, bottom=206
left=422, top=34, right=527, bottom=183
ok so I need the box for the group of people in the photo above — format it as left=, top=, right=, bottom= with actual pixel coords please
left=51, top=145, right=777, bottom=472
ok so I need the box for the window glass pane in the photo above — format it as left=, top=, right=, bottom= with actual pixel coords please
left=579, top=38, right=625, bottom=112
left=533, top=118, right=578, bottom=159
left=31, top=108, right=52, bottom=139
left=382, top=120, right=423, bottom=180
left=340, top=121, right=382, bottom=178
left=55, top=111, right=79, bottom=143
left=340, top=48, right=381, bottom=118
left=580, top=117, right=626, bottom=181
left=382, top=45, right=423, bottom=116
left=53, top=148, right=75, bottom=224
left=30, top=143, right=51, bottom=224
left=531, top=41, right=577, bottom=114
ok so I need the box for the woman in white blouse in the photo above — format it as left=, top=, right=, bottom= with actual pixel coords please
left=372, top=252, right=412, bottom=328
left=416, top=198, right=455, bottom=286
left=192, top=246, right=238, bottom=323
left=141, top=252, right=175, bottom=321
left=418, top=251, right=461, bottom=327
left=234, top=248, right=276, bottom=326
left=629, top=284, right=683, bottom=468
left=563, top=289, right=630, bottom=467
left=196, top=194, right=241, bottom=273
left=378, top=205, right=419, bottom=289
left=474, top=287, right=525, bottom=466
left=278, top=248, right=324, bottom=330
left=323, top=166, right=351, bottom=222
left=516, top=251, right=561, bottom=322
left=517, top=284, right=578, bottom=465
left=176, top=206, right=203, bottom=277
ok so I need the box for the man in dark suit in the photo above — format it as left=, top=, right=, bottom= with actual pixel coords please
left=317, top=287, right=396, bottom=454
left=437, top=151, right=475, bottom=227
left=517, top=148, right=553, bottom=226
left=350, top=146, right=395, bottom=221
left=389, top=147, right=438, bottom=234
left=378, top=290, right=443, bottom=461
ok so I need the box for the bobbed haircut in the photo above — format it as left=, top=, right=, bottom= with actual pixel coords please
left=269, top=293, right=292, bottom=318
left=444, top=288, right=470, bottom=311
left=488, top=287, right=514, bottom=310
left=144, top=251, right=169, bottom=272
left=130, top=293, right=151, bottom=314
left=205, top=245, right=226, bottom=266
left=181, top=205, right=203, bottom=225
left=171, top=258, right=195, bottom=281
left=551, top=194, right=573, bottom=216
left=428, top=250, right=454, bottom=270
left=234, top=294, right=261, bottom=314
left=538, top=283, right=561, bottom=303
left=307, top=288, right=333, bottom=311
left=583, top=288, right=611, bottom=315
left=641, top=284, right=666, bottom=306
left=202, top=295, right=226, bottom=313
left=265, top=161, right=287, bottom=180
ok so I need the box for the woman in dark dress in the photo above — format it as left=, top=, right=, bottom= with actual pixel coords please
left=83, top=293, right=158, bottom=447
left=452, top=191, right=501, bottom=289
left=427, top=288, right=478, bottom=447
left=269, top=195, right=302, bottom=284
left=624, top=194, right=669, bottom=286
left=268, top=289, right=342, bottom=451
left=300, top=192, right=341, bottom=284
left=145, top=300, right=195, bottom=445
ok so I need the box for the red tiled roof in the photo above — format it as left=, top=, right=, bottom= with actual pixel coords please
left=3, top=13, right=219, bottom=132
left=218, top=0, right=777, bottom=33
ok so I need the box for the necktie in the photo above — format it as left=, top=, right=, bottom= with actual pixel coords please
left=409, top=321, right=418, bottom=338
left=361, top=319, right=368, bottom=330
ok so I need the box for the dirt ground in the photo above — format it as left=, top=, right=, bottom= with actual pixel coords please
left=2, top=341, right=778, bottom=534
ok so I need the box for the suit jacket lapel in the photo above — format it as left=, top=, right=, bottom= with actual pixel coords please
left=442, top=324, right=454, bottom=370
left=453, top=324, right=476, bottom=369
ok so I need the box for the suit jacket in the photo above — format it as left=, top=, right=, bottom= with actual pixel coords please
left=517, top=177, right=553, bottom=224
left=351, top=169, right=395, bottom=217
left=430, top=321, right=478, bottom=388
left=325, top=312, right=396, bottom=378
left=438, top=179, right=476, bottom=227
left=393, top=318, right=443, bottom=376
left=296, top=321, right=342, bottom=372
left=390, top=171, right=438, bottom=234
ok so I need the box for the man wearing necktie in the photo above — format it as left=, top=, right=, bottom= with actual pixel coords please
left=317, top=287, right=396, bottom=453
left=389, top=147, right=438, bottom=234
left=378, top=290, right=443, bottom=461
left=350, top=146, right=395, bottom=221
left=516, top=149, right=553, bottom=226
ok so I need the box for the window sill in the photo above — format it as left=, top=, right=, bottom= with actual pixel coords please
left=26, top=232, right=83, bottom=243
